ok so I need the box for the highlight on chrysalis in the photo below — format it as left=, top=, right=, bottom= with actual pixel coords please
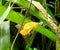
left=20, top=22, right=39, bottom=36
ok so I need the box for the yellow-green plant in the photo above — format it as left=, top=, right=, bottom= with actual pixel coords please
left=0, top=0, right=60, bottom=50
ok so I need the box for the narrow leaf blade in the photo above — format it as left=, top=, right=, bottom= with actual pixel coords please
left=0, top=21, right=10, bottom=50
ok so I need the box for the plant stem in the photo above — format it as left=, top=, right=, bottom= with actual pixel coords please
left=56, top=0, right=60, bottom=50
left=10, top=0, right=32, bottom=50
left=56, top=26, right=60, bottom=50
left=55, top=0, right=57, bottom=16
left=56, top=39, right=60, bottom=50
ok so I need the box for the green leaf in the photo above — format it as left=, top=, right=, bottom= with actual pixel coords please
left=16, top=0, right=52, bottom=28
left=2, top=0, right=6, bottom=5
left=0, top=4, right=56, bottom=41
left=0, top=21, right=10, bottom=50
left=0, top=4, right=11, bottom=24
left=28, top=48, right=32, bottom=50
left=34, top=48, right=38, bottom=50
left=34, top=24, right=56, bottom=41
left=0, top=0, right=1, bottom=1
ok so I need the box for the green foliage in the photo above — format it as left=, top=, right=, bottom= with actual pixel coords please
left=0, top=21, right=10, bottom=50
left=35, top=24, right=56, bottom=41
left=0, top=4, right=11, bottom=24
left=0, top=0, right=58, bottom=50
left=16, top=0, right=52, bottom=28
left=0, top=3, right=56, bottom=41
left=2, top=0, right=6, bottom=5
